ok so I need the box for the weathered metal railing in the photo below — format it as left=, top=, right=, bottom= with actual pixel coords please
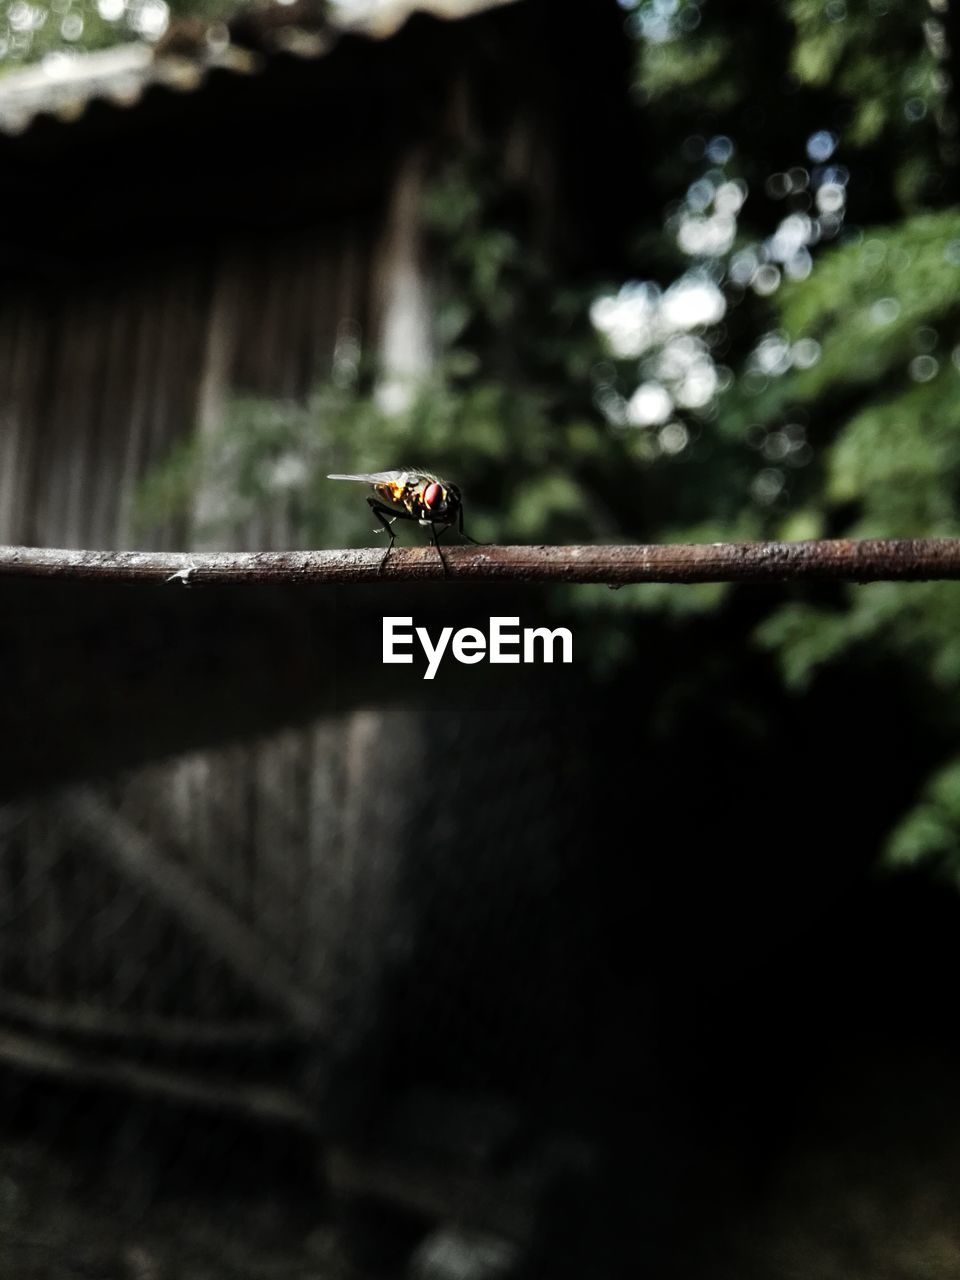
left=3, top=538, right=960, bottom=584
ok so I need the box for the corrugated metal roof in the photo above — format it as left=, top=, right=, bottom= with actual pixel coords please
left=0, top=0, right=517, bottom=135
left=330, top=0, right=515, bottom=37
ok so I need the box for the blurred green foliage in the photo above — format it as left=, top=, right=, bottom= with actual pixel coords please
left=786, top=0, right=942, bottom=153
left=0, top=0, right=236, bottom=67
left=888, top=755, right=960, bottom=876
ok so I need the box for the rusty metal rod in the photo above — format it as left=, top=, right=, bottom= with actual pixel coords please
left=2, top=540, right=960, bottom=585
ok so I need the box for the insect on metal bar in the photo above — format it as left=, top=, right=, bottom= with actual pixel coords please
left=327, top=470, right=483, bottom=576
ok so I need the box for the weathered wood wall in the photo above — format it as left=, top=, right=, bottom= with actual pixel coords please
left=0, top=141, right=435, bottom=1061
left=0, top=222, right=373, bottom=552
left=0, top=710, right=425, bottom=1037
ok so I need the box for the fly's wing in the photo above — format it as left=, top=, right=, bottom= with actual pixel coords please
left=327, top=471, right=410, bottom=484
left=327, top=469, right=422, bottom=513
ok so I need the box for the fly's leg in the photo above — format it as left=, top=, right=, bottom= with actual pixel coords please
left=458, top=506, right=487, bottom=546
left=368, top=498, right=399, bottom=575
left=431, top=523, right=450, bottom=579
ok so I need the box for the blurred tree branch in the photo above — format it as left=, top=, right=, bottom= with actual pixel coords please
left=3, top=540, right=960, bottom=585
left=0, top=1025, right=315, bottom=1130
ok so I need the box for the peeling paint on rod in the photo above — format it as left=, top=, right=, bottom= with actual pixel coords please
left=3, top=540, right=960, bottom=586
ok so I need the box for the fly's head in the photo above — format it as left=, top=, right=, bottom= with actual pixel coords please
left=423, top=480, right=462, bottom=524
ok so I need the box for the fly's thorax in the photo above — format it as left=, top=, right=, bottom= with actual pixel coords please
left=369, top=472, right=461, bottom=523
left=372, top=478, right=415, bottom=512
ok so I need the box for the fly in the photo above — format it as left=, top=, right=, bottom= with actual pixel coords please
left=327, top=469, right=483, bottom=576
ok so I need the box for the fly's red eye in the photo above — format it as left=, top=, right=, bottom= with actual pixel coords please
left=424, top=482, right=443, bottom=509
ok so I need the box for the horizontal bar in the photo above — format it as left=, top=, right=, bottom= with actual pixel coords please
left=2, top=539, right=960, bottom=585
